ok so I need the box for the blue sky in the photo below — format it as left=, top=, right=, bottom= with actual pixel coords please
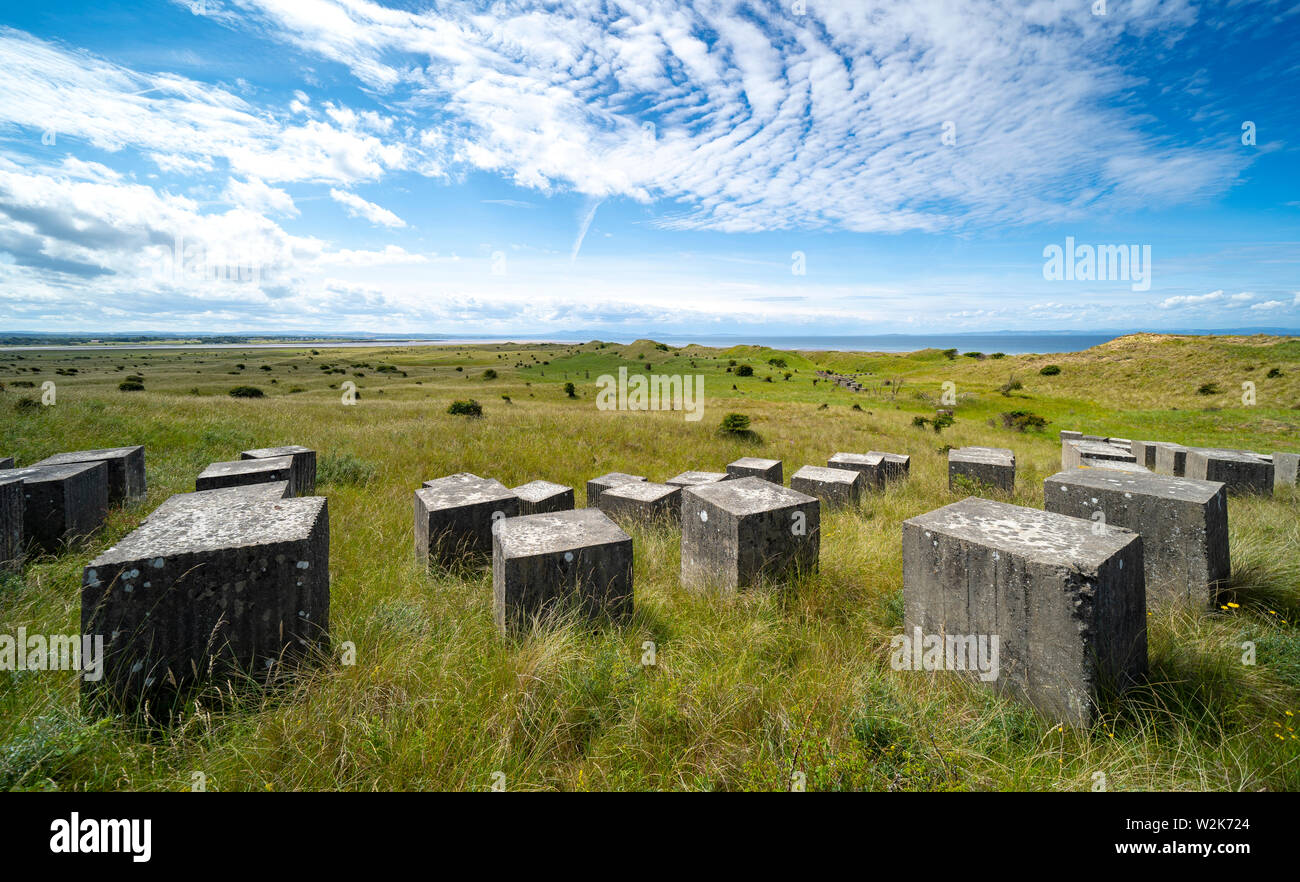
left=0, top=0, right=1297, bottom=337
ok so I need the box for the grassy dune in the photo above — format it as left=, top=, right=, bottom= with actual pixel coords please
left=0, top=334, right=1297, bottom=791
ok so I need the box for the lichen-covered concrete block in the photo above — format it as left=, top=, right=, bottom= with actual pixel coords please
left=5, top=463, right=109, bottom=552
left=1184, top=448, right=1273, bottom=495
left=415, top=473, right=519, bottom=567
left=791, top=465, right=864, bottom=507
left=512, top=480, right=574, bottom=516
left=492, top=508, right=633, bottom=631
left=1062, top=440, right=1135, bottom=471
left=585, top=472, right=646, bottom=507
left=726, top=457, right=782, bottom=484
left=868, top=451, right=911, bottom=484
left=242, top=445, right=316, bottom=495
left=827, top=453, right=883, bottom=489
left=597, top=481, right=681, bottom=525
left=948, top=447, right=1015, bottom=494
left=33, top=446, right=146, bottom=505
left=1274, top=452, right=1299, bottom=491
left=1044, top=469, right=1228, bottom=606
left=197, top=456, right=297, bottom=495
left=903, top=497, right=1146, bottom=726
left=81, top=494, right=329, bottom=707
left=148, top=482, right=292, bottom=522
left=681, top=477, right=819, bottom=591
left=1153, top=443, right=1189, bottom=477
left=0, top=476, right=22, bottom=571
left=665, top=471, right=729, bottom=488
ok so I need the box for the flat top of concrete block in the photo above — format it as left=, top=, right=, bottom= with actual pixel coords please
left=792, top=465, right=862, bottom=484
left=867, top=450, right=910, bottom=462
left=1046, top=468, right=1224, bottom=503
left=728, top=457, right=781, bottom=469
left=906, top=496, right=1137, bottom=568
left=512, top=479, right=571, bottom=502
left=90, top=495, right=326, bottom=565
left=149, top=482, right=291, bottom=519
left=602, top=481, right=679, bottom=502
left=198, top=456, right=294, bottom=480
left=950, top=446, right=1015, bottom=464
left=686, top=475, right=815, bottom=514
left=33, top=446, right=143, bottom=466
left=1078, top=458, right=1149, bottom=473
left=828, top=452, right=882, bottom=467
left=667, top=471, right=729, bottom=485
left=1067, top=440, right=1133, bottom=458
left=2, top=462, right=104, bottom=484
left=495, top=508, right=629, bottom=558
left=590, top=472, right=646, bottom=485
left=243, top=445, right=313, bottom=458
left=418, top=473, right=514, bottom=507
left=1187, top=447, right=1270, bottom=462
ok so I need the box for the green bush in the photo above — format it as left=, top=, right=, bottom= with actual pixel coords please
left=117, top=380, right=144, bottom=392
left=1039, top=365, right=1061, bottom=376
left=719, top=413, right=751, bottom=433
left=1197, top=382, right=1220, bottom=395
left=736, top=365, right=754, bottom=377
left=447, top=399, right=483, bottom=416
left=1000, top=410, right=1047, bottom=432
left=482, top=369, right=498, bottom=380
left=228, top=386, right=264, bottom=398
left=564, top=382, right=576, bottom=398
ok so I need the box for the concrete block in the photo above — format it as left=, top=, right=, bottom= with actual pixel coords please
left=1062, top=440, right=1135, bottom=471
left=681, top=477, right=819, bottom=591
left=1079, top=457, right=1149, bottom=473
left=1153, top=443, right=1190, bottom=477
left=585, top=472, right=646, bottom=508
left=1044, top=469, right=1229, bottom=606
left=1130, top=440, right=1162, bottom=470
left=1274, top=452, right=1299, bottom=491
left=4, top=463, right=109, bottom=552
left=791, top=465, right=864, bottom=507
left=597, top=481, right=681, bottom=525
left=492, top=508, right=633, bottom=631
left=1059, top=430, right=1083, bottom=443
left=726, top=457, right=783, bottom=483
left=197, top=456, right=297, bottom=495
left=0, top=476, right=22, bottom=571
left=665, top=471, right=730, bottom=488
left=147, top=482, right=292, bottom=522
left=827, top=453, right=883, bottom=489
left=33, top=446, right=146, bottom=506
left=82, top=494, right=329, bottom=706
left=0, top=456, right=13, bottom=469
left=868, top=451, right=911, bottom=484
left=242, top=445, right=316, bottom=495
left=1184, top=448, right=1273, bottom=495
left=948, top=447, right=1016, bottom=494
left=415, top=473, right=519, bottom=567
left=1110, top=438, right=1133, bottom=452
left=1082, top=434, right=1109, bottom=442
left=512, top=480, right=574, bottom=516
left=903, top=497, right=1146, bottom=726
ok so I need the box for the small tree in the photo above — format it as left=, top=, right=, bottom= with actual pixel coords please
left=447, top=399, right=483, bottom=416
left=564, top=382, right=576, bottom=398
left=719, top=413, right=751, bottom=434
left=736, top=365, right=754, bottom=377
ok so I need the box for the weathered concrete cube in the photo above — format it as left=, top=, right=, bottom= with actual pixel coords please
left=597, top=481, right=681, bottom=525
left=415, top=473, right=519, bottom=567
left=1184, top=448, right=1273, bottom=495
left=242, top=445, right=316, bottom=495
left=148, top=482, right=292, bottom=522
left=1059, top=430, right=1083, bottom=443
left=903, top=497, right=1147, bottom=726
left=0, top=476, right=22, bottom=571
left=665, top=471, right=730, bottom=488
left=791, top=465, right=864, bottom=507
left=1062, top=440, right=1136, bottom=471
left=1110, top=438, right=1133, bottom=452
left=585, top=472, right=646, bottom=508
left=1153, top=443, right=1190, bottom=477
left=1082, top=434, right=1109, bottom=442
left=681, top=476, right=819, bottom=591
left=33, top=446, right=146, bottom=506
left=512, top=480, right=574, bottom=516
left=1079, top=457, right=1149, bottom=473
left=868, top=451, right=911, bottom=484
left=5, top=463, right=109, bottom=552
left=726, top=457, right=783, bottom=484
left=948, top=447, right=1016, bottom=494
left=492, top=508, right=633, bottom=631
left=1275, top=452, right=1299, bottom=491
left=827, top=453, right=883, bottom=489
left=81, top=493, right=329, bottom=707
left=1130, top=440, right=1162, bottom=469
left=1044, top=469, right=1228, bottom=606
left=0, top=456, right=13, bottom=470
left=197, top=456, right=297, bottom=495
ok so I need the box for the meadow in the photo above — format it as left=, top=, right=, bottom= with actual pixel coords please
left=1, top=333, right=1298, bottom=791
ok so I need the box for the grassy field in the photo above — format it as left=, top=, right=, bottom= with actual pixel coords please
left=1, top=333, right=1298, bottom=791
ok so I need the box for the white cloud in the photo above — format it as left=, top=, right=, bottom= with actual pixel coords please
left=328, top=188, right=406, bottom=227
left=223, top=176, right=298, bottom=217
left=1249, top=300, right=1286, bottom=311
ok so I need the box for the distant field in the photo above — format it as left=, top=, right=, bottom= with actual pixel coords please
left=1, top=333, right=1298, bottom=791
